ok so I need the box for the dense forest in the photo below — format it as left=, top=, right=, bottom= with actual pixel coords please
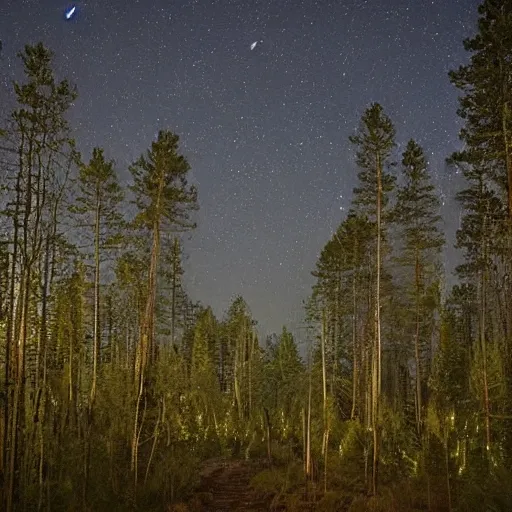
left=1, top=1, right=512, bottom=511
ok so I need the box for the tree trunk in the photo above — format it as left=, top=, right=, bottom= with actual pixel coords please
left=3, top=132, right=23, bottom=506
left=170, top=245, right=177, bottom=349
left=321, top=308, right=327, bottom=457
left=132, top=174, right=162, bottom=491
left=414, top=249, right=423, bottom=437
left=305, top=365, right=312, bottom=481
left=372, top=153, right=383, bottom=496
left=264, top=408, right=272, bottom=467
left=480, top=206, right=491, bottom=454
left=480, top=268, right=491, bottom=453
left=351, top=266, right=358, bottom=419
left=90, top=187, right=101, bottom=410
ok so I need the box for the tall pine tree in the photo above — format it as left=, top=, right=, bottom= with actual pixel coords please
left=350, top=103, right=396, bottom=494
left=73, top=147, right=124, bottom=409
left=449, top=0, right=512, bottom=218
left=394, top=140, right=444, bottom=437
left=450, top=0, right=512, bottom=462
left=129, top=129, right=198, bottom=489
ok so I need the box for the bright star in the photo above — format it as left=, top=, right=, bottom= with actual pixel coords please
left=65, top=6, right=77, bottom=20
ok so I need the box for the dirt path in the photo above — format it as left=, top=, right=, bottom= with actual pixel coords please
left=196, top=458, right=271, bottom=511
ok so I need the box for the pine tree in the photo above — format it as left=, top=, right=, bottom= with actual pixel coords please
left=350, top=103, right=396, bottom=494
left=73, top=147, right=123, bottom=408
left=72, top=147, right=123, bottom=505
left=129, top=129, right=198, bottom=489
left=312, top=212, right=374, bottom=421
left=1, top=43, right=76, bottom=511
left=159, top=236, right=186, bottom=349
left=114, top=249, right=149, bottom=368
left=190, top=307, right=220, bottom=439
left=453, top=162, right=504, bottom=455
left=450, top=3, right=512, bottom=461
left=271, top=327, right=303, bottom=438
left=394, top=140, right=444, bottom=437
left=449, top=0, right=512, bottom=219
left=221, top=296, right=257, bottom=453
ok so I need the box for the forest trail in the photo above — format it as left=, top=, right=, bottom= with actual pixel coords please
left=196, top=458, right=271, bottom=511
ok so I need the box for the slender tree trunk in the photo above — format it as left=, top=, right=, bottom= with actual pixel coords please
left=305, top=363, right=312, bottom=481
left=132, top=175, right=162, bottom=491
left=351, top=266, right=358, bottom=419
left=479, top=207, right=491, bottom=454
left=144, top=400, right=161, bottom=486
left=249, top=328, right=255, bottom=416
left=334, top=275, right=340, bottom=378
left=321, top=308, right=327, bottom=456
left=444, top=435, right=452, bottom=512
left=265, top=408, right=272, bottom=467
left=480, top=267, right=491, bottom=453
left=414, top=249, right=423, bottom=437
left=90, top=189, right=101, bottom=410
left=7, top=128, right=36, bottom=511
left=372, top=154, right=383, bottom=496
left=234, top=341, right=242, bottom=422
left=170, top=247, right=176, bottom=348
left=3, top=133, right=23, bottom=507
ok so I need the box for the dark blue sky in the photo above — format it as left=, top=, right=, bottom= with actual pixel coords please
left=0, top=0, right=479, bottom=342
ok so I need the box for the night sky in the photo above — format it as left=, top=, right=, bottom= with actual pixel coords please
left=0, top=0, right=479, bottom=342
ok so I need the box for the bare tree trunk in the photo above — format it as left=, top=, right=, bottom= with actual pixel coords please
left=132, top=188, right=162, bottom=492
left=305, top=364, right=312, bottom=481
left=170, top=241, right=177, bottom=348
left=334, top=276, right=340, bottom=379
left=372, top=154, right=383, bottom=496
left=7, top=127, right=36, bottom=511
left=479, top=208, right=491, bottom=454
left=414, top=249, right=423, bottom=437
left=321, top=308, right=327, bottom=456
left=3, top=133, right=23, bottom=507
left=144, top=400, right=162, bottom=486
left=90, top=190, right=101, bottom=409
left=351, top=266, right=358, bottom=419
left=480, top=268, right=491, bottom=453
left=444, top=435, right=452, bottom=512
left=249, top=328, right=255, bottom=416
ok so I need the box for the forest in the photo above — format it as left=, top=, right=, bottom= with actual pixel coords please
left=1, top=1, right=512, bottom=511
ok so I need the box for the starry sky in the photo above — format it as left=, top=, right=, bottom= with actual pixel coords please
left=0, top=0, right=479, bottom=343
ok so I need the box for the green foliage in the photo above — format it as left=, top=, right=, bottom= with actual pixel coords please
left=250, top=461, right=304, bottom=497
left=457, top=465, right=512, bottom=512
left=350, top=102, right=396, bottom=219
left=348, top=483, right=423, bottom=512
left=395, top=139, right=444, bottom=259
left=14, top=43, right=77, bottom=132
left=72, top=147, right=124, bottom=249
left=130, top=130, right=198, bottom=231
left=454, top=163, right=504, bottom=276
left=262, top=327, right=304, bottom=442
left=449, top=0, right=512, bottom=200
left=315, top=491, right=352, bottom=512
left=448, top=3, right=512, bottom=477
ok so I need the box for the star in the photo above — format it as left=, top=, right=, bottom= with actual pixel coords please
left=65, top=6, right=77, bottom=20
left=0, top=0, right=479, bottom=338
